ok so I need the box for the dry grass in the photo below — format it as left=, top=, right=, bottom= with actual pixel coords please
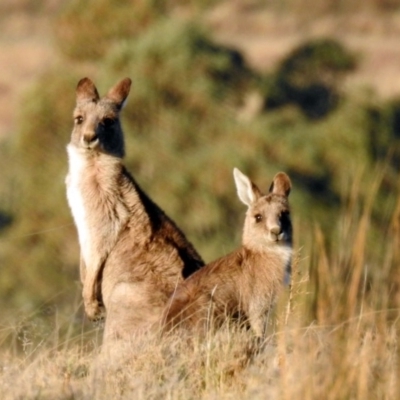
left=1, top=180, right=399, bottom=399
left=0, top=303, right=398, bottom=399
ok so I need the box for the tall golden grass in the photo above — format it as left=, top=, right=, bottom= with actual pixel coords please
left=0, top=167, right=398, bottom=399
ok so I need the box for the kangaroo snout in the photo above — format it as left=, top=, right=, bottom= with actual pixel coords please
left=269, top=224, right=282, bottom=241
left=81, top=132, right=99, bottom=148
left=267, top=212, right=286, bottom=242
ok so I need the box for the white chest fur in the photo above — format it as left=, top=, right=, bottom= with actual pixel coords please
left=66, top=145, right=92, bottom=266
left=270, top=245, right=293, bottom=286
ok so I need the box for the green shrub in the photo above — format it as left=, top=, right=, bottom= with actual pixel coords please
left=103, top=20, right=255, bottom=126
left=262, top=38, right=357, bottom=119
left=0, top=71, right=79, bottom=311
left=367, top=98, right=400, bottom=170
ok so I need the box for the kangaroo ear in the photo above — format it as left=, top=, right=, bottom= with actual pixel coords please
left=269, top=172, right=291, bottom=197
left=76, top=77, right=100, bottom=103
left=233, top=168, right=262, bottom=207
left=106, top=78, right=132, bottom=109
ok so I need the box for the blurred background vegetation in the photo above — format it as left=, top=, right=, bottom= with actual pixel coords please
left=0, top=0, right=399, bottom=347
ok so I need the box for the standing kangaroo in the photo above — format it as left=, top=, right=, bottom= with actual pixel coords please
left=65, top=77, right=204, bottom=342
left=162, top=168, right=292, bottom=337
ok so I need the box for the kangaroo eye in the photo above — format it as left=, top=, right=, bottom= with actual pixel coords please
left=102, top=117, right=114, bottom=127
left=75, top=116, right=83, bottom=125
left=255, top=214, right=262, bottom=223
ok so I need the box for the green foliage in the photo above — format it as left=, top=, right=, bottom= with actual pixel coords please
left=262, top=38, right=357, bottom=118
left=279, top=38, right=357, bottom=85
left=366, top=97, right=400, bottom=171
left=363, top=97, right=400, bottom=230
left=0, top=71, right=79, bottom=311
left=104, top=20, right=254, bottom=125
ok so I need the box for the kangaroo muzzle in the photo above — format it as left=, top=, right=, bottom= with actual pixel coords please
left=82, top=132, right=99, bottom=148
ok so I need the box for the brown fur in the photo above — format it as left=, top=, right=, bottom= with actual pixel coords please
left=65, top=77, right=204, bottom=342
left=162, top=169, right=292, bottom=337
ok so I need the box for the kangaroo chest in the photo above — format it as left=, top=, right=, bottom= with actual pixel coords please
left=66, top=145, right=126, bottom=267
left=270, top=245, right=292, bottom=286
left=243, top=246, right=292, bottom=293
left=66, top=146, right=93, bottom=265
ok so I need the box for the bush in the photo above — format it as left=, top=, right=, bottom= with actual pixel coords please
left=0, top=71, right=79, bottom=311
left=367, top=98, right=400, bottom=171
left=262, top=38, right=357, bottom=119
left=103, top=20, right=255, bottom=126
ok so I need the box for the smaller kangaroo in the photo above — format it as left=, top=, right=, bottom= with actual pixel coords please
left=65, top=77, right=204, bottom=342
left=162, top=168, right=292, bottom=337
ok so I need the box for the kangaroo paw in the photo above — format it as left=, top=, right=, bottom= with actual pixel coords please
left=84, top=299, right=105, bottom=321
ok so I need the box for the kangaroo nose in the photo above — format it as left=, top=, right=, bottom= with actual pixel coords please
left=82, top=132, right=98, bottom=146
left=270, top=225, right=281, bottom=236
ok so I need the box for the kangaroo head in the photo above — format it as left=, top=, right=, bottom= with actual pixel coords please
left=233, top=168, right=292, bottom=250
left=69, top=77, right=132, bottom=157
